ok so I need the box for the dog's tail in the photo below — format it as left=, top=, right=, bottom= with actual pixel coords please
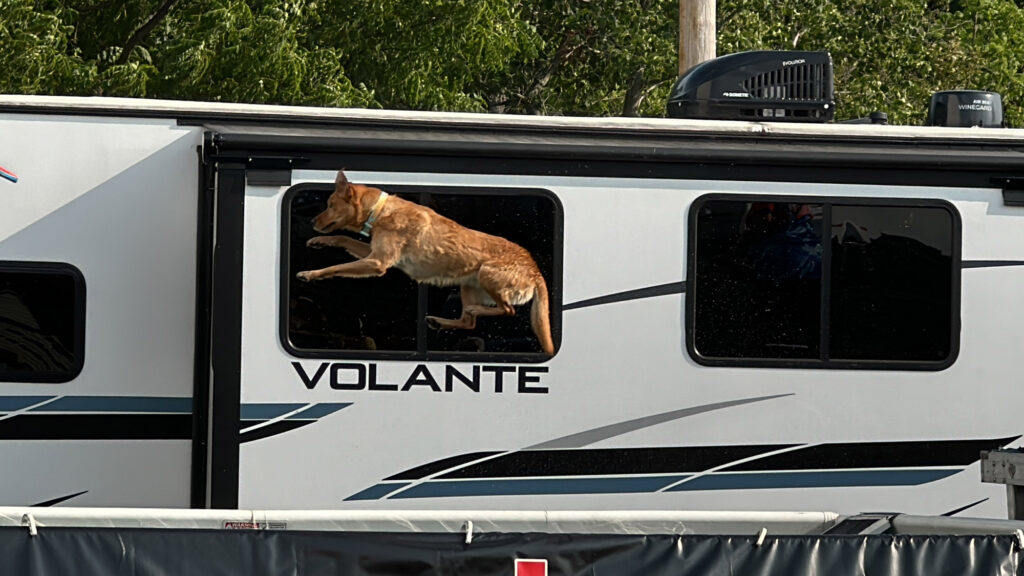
left=531, top=278, right=555, bottom=355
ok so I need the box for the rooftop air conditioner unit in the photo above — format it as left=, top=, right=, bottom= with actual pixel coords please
left=667, top=50, right=835, bottom=122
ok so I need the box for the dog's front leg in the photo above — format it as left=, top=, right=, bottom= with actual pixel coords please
left=307, top=236, right=372, bottom=259
left=297, top=242, right=400, bottom=282
left=296, top=258, right=389, bottom=282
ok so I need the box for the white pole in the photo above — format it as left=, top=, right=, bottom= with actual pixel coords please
left=680, top=0, right=717, bottom=75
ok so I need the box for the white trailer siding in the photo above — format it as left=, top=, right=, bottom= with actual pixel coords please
left=0, top=113, right=201, bottom=506
left=237, top=169, right=1024, bottom=517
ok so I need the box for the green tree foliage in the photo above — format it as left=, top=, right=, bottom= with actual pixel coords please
left=312, top=0, right=543, bottom=111
left=1, top=0, right=1023, bottom=124
left=719, top=0, right=1024, bottom=125
left=150, top=0, right=373, bottom=105
left=0, top=2, right=96, bottom=94
left=0, top=0, right=374, bottom=105
left=501, top=0, right=677, bottom=116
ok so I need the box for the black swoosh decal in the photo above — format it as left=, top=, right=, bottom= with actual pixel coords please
left=239, top=420, right=314, bottom=443
left=560, top=261, right=1024, bottom=312
left=387, top=437, right=1016, bottom=481
left=941, top=498, right=989, bottom=517
left=724, top=437, right=1018, bottom=471
left=564, top=281, right=685, bottom=310
left=0, top=414, right=190, bottom=440
left=437, top=445, right=794, bottom=479
left=963, top=260, right=1024, bottom=268
left=31, top=490, right=88, bottom=507
left=386, top=452, right=502, bottom=481
left=385, top=395, right=792, bottom=481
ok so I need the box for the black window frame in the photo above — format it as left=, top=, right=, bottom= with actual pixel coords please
left=279, top=182, right=563, bottom=364
left=686, top=194, right=962, bottom=371
left=0, top=260, right=86, bottom=383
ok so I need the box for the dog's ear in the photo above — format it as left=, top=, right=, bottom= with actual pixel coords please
left=335, top=169, right=352, bottom=198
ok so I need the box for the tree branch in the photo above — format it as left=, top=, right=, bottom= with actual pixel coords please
left=621, top=67, right=646, bottom=117
left=519, top=28, right=592, bottom=113
left=114, top=0, right=181, bottom=65
left=622, top=74, right=670, bottom=117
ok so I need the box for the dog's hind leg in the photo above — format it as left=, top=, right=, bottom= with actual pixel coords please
left=426, top=267, right=522, bottom=331
left=426, top=285, right=485, bottom=330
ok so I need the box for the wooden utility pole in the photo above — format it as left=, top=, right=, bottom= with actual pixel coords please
left=679, top=0, right=716, bottom=75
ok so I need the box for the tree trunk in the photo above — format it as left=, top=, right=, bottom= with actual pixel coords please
left=622, top=68, right=646, bottom=117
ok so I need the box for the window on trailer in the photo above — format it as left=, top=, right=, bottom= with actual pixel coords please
left=282, top=184, right=561, bottom=362
left=0, top=262, right=85, bottom=383
left=688, top=196, right=959, bottom=370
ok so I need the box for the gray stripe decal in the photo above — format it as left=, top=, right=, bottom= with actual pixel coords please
left=525, top=394, right=793, bottom=450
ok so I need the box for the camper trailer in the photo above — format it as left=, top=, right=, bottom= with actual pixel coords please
left=1, top=86, right=1024, bottom=519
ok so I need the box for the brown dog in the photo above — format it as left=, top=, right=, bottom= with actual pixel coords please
left=297, top=171, right=555, bottom=355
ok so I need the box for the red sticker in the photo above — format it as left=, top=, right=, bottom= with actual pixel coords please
left=515, top=559, right=548, bottom=576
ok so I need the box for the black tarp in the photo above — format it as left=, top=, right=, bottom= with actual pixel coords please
left=0, top=528, right=1018, bottom=575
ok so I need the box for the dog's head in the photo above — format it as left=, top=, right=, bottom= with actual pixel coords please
left=312, top=170, right=381, bottom=233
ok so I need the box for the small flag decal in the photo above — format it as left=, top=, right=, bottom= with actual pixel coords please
left=515, top=559, right=548, bottom=576
left=0, top=166, right=17, bottom=183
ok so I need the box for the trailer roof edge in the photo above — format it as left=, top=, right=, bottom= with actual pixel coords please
left=4, top=94, right=1024, bottom=143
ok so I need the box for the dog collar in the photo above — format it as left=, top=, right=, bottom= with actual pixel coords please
left=359, top=191, right=390, bottom=237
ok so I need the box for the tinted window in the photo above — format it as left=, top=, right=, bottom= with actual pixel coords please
left=0, top=262, right=85, bottom=382
left=829, top=206, right=954, bottom=361
left=690, top=197, right=958, bottom=369
left=288, top=187, right=418, bottom=353
left=693, top=201, right=822, bottom=359
left=283, top=184, right=560, bottom=361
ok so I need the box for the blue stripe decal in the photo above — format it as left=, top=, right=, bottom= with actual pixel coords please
left=666, top=469, right=961, bottom=491
left=240, top=403, right=306, bottom=420
left=288, top=403, right=351, bottom=420
left=28, top=396, right=192, bottom=413
left=389, top=475, right=689, bottom=499
left=345, top=482, right=410, bottom=501
left=0, top=396, right=55, bottom=412
left=360, top=470, right=961, bottom=500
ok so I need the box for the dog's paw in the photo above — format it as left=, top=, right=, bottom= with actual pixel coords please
left=296, top=271, right=316, bottom=282
left=425, top=316, right=442, bottom=330
left=306, top=237, right=331, bottom=249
